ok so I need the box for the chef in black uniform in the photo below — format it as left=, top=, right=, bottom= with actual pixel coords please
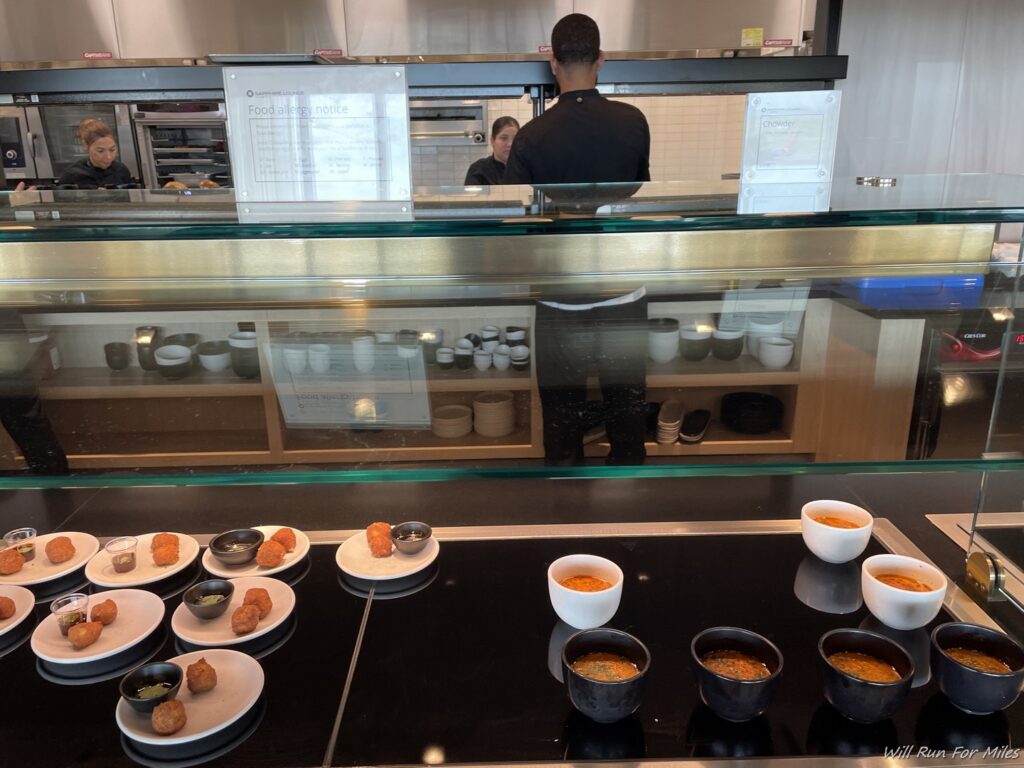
left=505, top=13, right=652, bottom=466
left=464, top=116, right=520, bottom=185
left=57, top=118, right=132, bottom=189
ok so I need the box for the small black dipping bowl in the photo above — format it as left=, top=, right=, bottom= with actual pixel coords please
left=391, top=521, right=432, bottom=555
left=563, top=628, right=651, bottom=724
left=209, top=529, right=264, bottom=566
left=183, top=579, right=235, bottom=620
left=931, top=622, right=1024, bottom=715
left=691, top=626, right=783, bottom=722
left=120, top=661, right=182, bottom=714
left=819, top=628, right=914, bottom=724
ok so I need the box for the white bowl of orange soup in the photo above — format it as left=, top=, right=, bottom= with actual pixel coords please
left=547, top=554, right=623, bottom=630
left=862, top=554, right=948, bottom=631
left=801, top=500, right=873, bottom=564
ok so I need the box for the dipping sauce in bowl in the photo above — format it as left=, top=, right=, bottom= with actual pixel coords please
left=875, top=573, right=936, bottom=592
left=813, top=515, right=862, bottom=529
left=560, top=575, right=613, bottom=592
left=946, top=647, right=1014, bottom=674
left=827, top=651, right=901, bottom=683
left=701, top=649, right=771, bottom=681
left=571, top=651, right=640, bottom=682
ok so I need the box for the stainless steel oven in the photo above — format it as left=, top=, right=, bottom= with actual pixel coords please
left=36, top=104, right=139, bottom=182
left=0, top=106, right=44, bottom=181
left=131, top=102, right=231, bottom=189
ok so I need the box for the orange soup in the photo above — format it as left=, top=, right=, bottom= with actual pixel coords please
left=701, top=649, right=771, bottom=681
left=875, top=572, right=935, bottom=592
left=560, top=574, right=613, bottom=592
left=813, top=515, right=862, bottom=529
left=947, top=647, right=1014, bottom=674
left=571, top=652, right=639, bottom=682
left=828, top=651, right=901, bottom=683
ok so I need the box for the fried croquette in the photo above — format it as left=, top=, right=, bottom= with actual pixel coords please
left=0, top=547, right=25, bottom=575
left=271, top=527, right=296, bottom=552
left=151, top=533, right=179, bottom=551
left=186, top=657, right=218, bottom=694
left=366, top=522, right=392, bottom=558
left=152, top=699, right=187, bottom=735
left=255, top=540, right=285, bottom=569
left=152, top=544, right=180, bottom=567
left=230, top=604, right=260, bottom=635
left=68, top=620, right=103, bottom=649
left=243, top=587, right=272, bottom=619
left=0, top=595, right=15, bottom=619
left=45, top=535, right=76, bottom=564
left=90, top=598, right=118, bottom=625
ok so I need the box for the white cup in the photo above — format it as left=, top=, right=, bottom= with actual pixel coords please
left=154, top=345, right=191, bottom=365
left=228, top=331, right=257, bottom=349
left=547, top=554, right=624, bottom=629
left=505, top=329, right=527, bottom=344
left=747, top=315, right=785, bottom=356
left=283, top=345, right=307, bottom=374
left=352, top=335, right=375, bottom=373
left=493, top=351, right=511, bottom=371
left=473, top=350, right=492, bottom=371
left=308, top=343, right=331, bottom=374
left=482, top=338, right=500, bottom=353
left=648, top=328, right=680, bottom=364
left=757, top=337, right=794, bottom=369
left=801, top=500, right=873, bottom=563
left=481, top=325, right=500, bottom=340
left=374, top=331, right=396, bottom=343
left=861, top=554, right=947, bottom=631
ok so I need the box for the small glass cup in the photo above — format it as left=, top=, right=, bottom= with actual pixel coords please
left=105, top=536, right=138, bottom=574
left=4, top=527, right=37, bottom=562
left=50, top=593, right=90, bottom=637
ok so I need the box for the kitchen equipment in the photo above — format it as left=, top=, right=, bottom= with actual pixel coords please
left=131, top=103, right=231, bottom=189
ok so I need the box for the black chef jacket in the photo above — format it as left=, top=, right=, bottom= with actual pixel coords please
left=464, top=155, right=507, bottom=185
left=56, top=158, right=133, bottom=189
left=503, top=89, right=650, bottom=184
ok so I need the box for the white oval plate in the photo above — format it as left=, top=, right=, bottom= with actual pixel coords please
left=116, top=648, right=264, bottom=746
left=0, top=531, right=100, bottom=587
left=170, top=576, right=295, bottom=647
left=201, top=526, right=309, bottom=579
left=31, top=588, right=165, bottom=664
left=86, top=532, right=201, bottom=588
left=336, top=533, right=440, bottom=581
left=0, top=585, right=36, bottom=638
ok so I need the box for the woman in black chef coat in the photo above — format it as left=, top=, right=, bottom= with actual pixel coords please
left=464, top=116, right=520, bottom=185
left=56, top=118, right=132, bottom=189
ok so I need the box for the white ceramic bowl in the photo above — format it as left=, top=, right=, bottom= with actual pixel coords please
left=199, top=351, right=231, bottom=372
left=757, top=337, right=794, bottom=369
left=862, top=554, right=947, bottom=630
left=801, top=500, right=873, bottom=563
left=547, top=554, right=624, bottom=630
left=228, top=331, right=257, bottom=349
left=154, top=344, right=191, bottom=365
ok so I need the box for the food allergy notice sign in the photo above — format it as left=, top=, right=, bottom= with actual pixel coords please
left=223, top=65, right=412, bottom=221
left=740, top=90, right=840, bottom=184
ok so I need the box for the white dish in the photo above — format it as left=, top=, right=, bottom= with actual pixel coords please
left=31, top=588, right=165, bottom=664
left=800, top=500, right=873, bottom=564
left=862, top=554, right=948, bottom=631
left=171, top=576, right=295, bottom=647
left=0, top=531, right=100, bottom=586
left=116, top=648, right=264, bottom=746
left=547, top=554, right=624, bottom=630
left=336, top=533, right=440, bottom=581
left=86, top=532, right=200, bottom=588
left=0, top=585, right=36, bottom=638
left=201, top=526, right=309, bottom=579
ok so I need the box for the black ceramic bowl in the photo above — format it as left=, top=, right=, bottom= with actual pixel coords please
left=183, top=579, right=235, bottom=620
left=163, top=333, right=201, bottom=351
left=119, top=661, right=183, bottom=714
left=391, top=522, right=432, bottom=555
left=931, top=622, right=1024, bottom=715
left=562, top=628, right=651, bottom=724
left=691, top=627, right=783, bottom=722
left=818, top=628, right=914, bottom=724
left=209, top=529, right=264, bottom=566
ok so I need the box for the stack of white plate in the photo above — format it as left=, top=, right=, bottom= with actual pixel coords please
left=657, top=399, right=684, bottom=444
left=473, top=391, right=515, bottom=437
left=431, top=405, right=473, bottom=438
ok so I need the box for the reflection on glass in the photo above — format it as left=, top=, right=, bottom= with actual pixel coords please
left=805, top=702, right=898, bottom=756
left=685, top=704, right=773, bottom=758
left=562, top=710, right=645, bottom=761
left=792, top=555, right=863, bottom=615
left=914, top=693, right=1010, bottom=752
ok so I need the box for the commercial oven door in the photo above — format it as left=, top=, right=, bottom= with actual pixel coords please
left=0, top=106, right=38, bottom=181
left=35, top=104, right=139, bottom=182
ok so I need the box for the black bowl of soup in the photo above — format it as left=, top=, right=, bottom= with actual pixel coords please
left=562, top=628, right=650, bottom=723
left=183, top=579, right=235, bottom=621
left=819, top=628, right=914, bottom=724
left=120, top=661, right=183, bottom=715
left=691, top=627, right=783, bottom=722
left=931, top=622, right=1024, bottom=715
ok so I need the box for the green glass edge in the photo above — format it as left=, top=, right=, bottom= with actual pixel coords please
left=1, top=458, right=1022, bottom=490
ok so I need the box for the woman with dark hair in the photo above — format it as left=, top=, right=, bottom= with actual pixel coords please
left=464, top=116, right=520, bottom=185
left=57, top=118, right=132, bottom=189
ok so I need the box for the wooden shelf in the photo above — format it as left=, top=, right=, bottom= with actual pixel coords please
left=427, top=366, right=533, bottom=391
left=40, top=367, right=263, bottom=400
left=283, top=422, right=533, bottom=453
left=585, top=423, right=795, bottom=457
left=645, top=354, right=801, bottom=387
left=53, top=429, right=269, bottom=457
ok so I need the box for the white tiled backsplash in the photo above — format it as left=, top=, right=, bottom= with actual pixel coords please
left=411, top=94, right=745, bottom=187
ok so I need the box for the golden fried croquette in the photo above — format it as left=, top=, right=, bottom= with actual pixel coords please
left=151, top=533, right=179, bottom=552
left=0, top=595, right=15, bottom=619
left=255, top=540, right=285, bottom=569
left=0, top=547, right=25, bottom=575
left=152, top=699, right=187, bottom=735
left=243, top=587, right=272, bottom=620
left=152, top=544, right=180, bottom=567
left=68, top=620, right=103, bottom=649
left=366, top=522, right=392, bottom=558
left=271, top=527, right=296, bottom=553
left=45, top=535, right=76, bottom=564
left=230, top=604, right=260, bottom=635
left=90, top=598, right=118, bottom=625
left=186, top=657, right=218, bottom=694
